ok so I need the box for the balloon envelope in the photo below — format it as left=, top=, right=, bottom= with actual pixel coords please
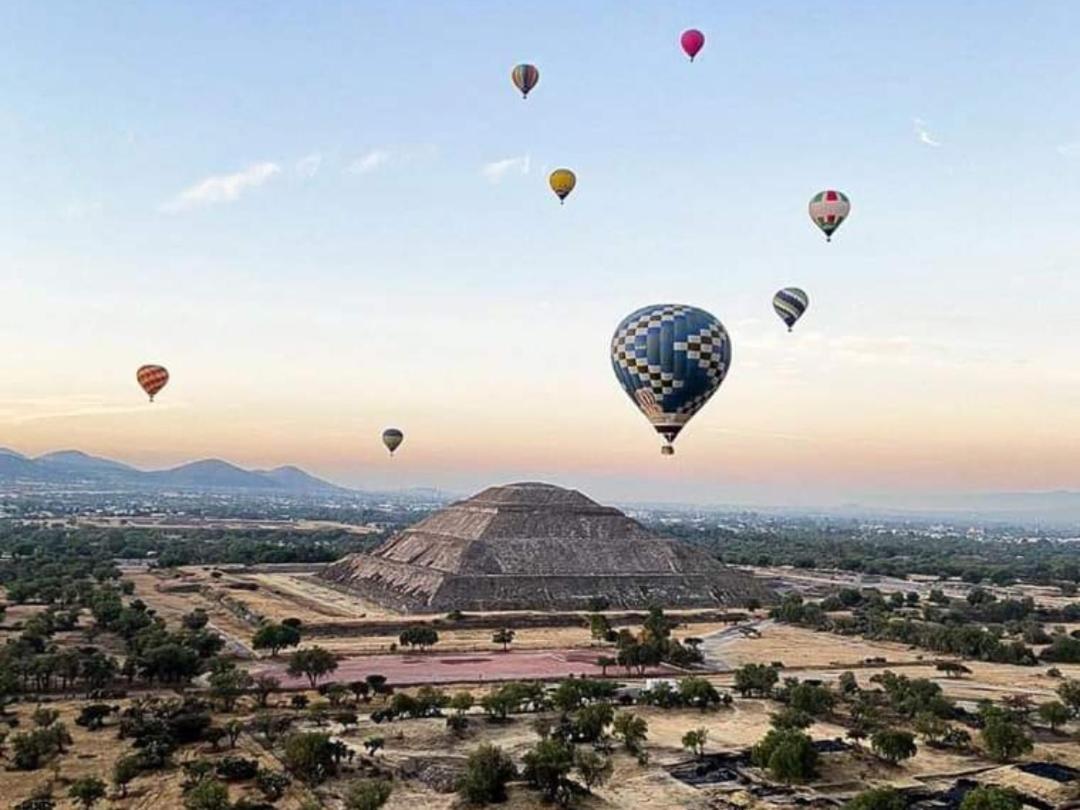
left=549, top=169, right=576, bottom=203
left=611, top=304, right=731, bottom=454
left=136, top=365, right=169, bottom=402
left=773, top=288, right=809, bottom=331
left=382, top=428, right=404, bottom=455
left=511, top=63, right=539, bottom=98
left=681, top=29, right=705, bottom=60
left=808, top=190, right=850, bottom=241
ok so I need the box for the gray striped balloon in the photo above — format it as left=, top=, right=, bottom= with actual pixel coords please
left=773, top=288, right=809, bottom=332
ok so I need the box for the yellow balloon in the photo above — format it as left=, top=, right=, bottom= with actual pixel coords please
left=549, top=169, right=576, bottom=204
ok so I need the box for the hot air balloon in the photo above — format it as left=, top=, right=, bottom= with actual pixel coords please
left=511, top=63, right=539, bottom=99
left=382, top=428, right=404, bottom=456
left=611, top=304, right=731, bottom=455
left=808, top=190, right=850, bottom=241
left=773, top=288, right=809, bottom=332
left=136, top=364, right=169, bottom=402
left=549, top=169, right=576, bottom=204
left=680, top=29, right=705, bottom=61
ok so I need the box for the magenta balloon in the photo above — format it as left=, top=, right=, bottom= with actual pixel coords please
left=680, top=29, right=705, bottom=61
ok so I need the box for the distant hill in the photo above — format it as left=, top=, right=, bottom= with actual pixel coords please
left=0, top=449, right=349, bottom=494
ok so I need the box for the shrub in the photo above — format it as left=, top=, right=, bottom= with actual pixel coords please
left=751, top=728, right=817, bottom=782
left=457, top=743, right=517, bottom=804
left=215, top=756, right=259, bottom=781
left=871, top=729, right=917, bottom=765
left=844, top=787, right=907, bottom=810
left=344, top=779, right=393, bottom=810
left=959, top=786, right=1023, bottom=810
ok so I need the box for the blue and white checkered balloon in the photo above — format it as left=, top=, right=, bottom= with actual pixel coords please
left=610, top=304, right=731, bottom=455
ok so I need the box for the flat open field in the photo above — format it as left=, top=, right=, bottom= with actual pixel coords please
left=255, top=648, right=679, bottom=687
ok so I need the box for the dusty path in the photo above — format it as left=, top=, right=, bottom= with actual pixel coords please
left=700, top=619, right=772, bottom=670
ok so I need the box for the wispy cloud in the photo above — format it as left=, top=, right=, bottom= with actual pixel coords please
left=160, top=162, right=281, bottom=212
left=295, top=153, right=322, bottom=179
left=1057, top=142, right=1080, bottom=158
left=913, top=118, right=941, bottom=147
left=348, top=149, right=390, bottom=175
left=0, top=395, right=175, bottom=425
left=481, top=155, right=531, bottom=183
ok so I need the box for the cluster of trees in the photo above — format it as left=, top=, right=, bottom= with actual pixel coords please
left=662, top=517, right=1080, bottom=588
left=0, top=521, right=385, bottom=569
left=588, top=606, right=704, bottom=675
left=0, top=549, right=239, bottom=709
left=455, top=703, right=648, bottom=806
left=773, top=592, right=1041, bottom=665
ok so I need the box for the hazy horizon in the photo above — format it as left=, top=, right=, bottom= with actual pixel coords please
left=5, top=3, right=1080, bottom=507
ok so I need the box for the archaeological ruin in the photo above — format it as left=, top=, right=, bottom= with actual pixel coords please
left=321, top=481, right=771, bottom=612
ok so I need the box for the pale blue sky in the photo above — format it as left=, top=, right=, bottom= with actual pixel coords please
left=3, top=2, right=1080, bottom=506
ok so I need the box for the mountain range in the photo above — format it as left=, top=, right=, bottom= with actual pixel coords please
left=0, top=448, right=348, bottom=494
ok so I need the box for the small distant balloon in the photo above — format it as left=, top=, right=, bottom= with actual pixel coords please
left=136, top=364, right=169, bottom=402
left=611, top=304, right=731, bottom=456
left=511, top=63, right=539, bottom=99
left=808, top=190, right=851, bottom=242
left=549, top=169, right=576, bottom=204
left=773, top=288, right=809, bottom=332
left=680, top=29, right=705, bottom=61
left=382, top=428, right=404, bottom=456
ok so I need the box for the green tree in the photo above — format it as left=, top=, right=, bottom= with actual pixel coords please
left=914, top=711, right=949, bottom=744
left=68, top=777, right=106, bottom=809
left=287, top=646, right=338, bottom=689
left=574, top=748, right=612, bottom=792
left=871, top=729, right=917, bottom=765
left=1037, top=700, right=1069, bottom=732
left=596, top=655, right=616, bottom=676
left=253, top=673, right=280, bottom=708
left=492, top=628, right=515, bottom=652
left=1057, top=678, right=1080, bottom=716
left=980, top=714, right=1032, bottom=762
left=589, top=614, right=613, bottom=644
left=345, top=779, right=393, bottom=810
left=209, top=665, right=253, bottom=712
left=398, top=626, right=439, bottom=651
left=522, top=738, right=575, bottom=804
left=959, top=786, right=1023, bottom=810
left=255, top=769, right=291, bottom=801
left=734, top=663, right=778, bottom=697
left=457, top=743, right=517, bottom=804
left=252, top=622, right=301, bottom=657
left=682, top=727, right=708, bottom=758
left=935, top=661, right=971, bottom=679
left=771, top=707, right=813, bottom=730
left=752, top=728, right=818, bottom=782
left=844, top=787, right=907, bottom=810
left=679, top=676, right=722, bottom=711
left=612, top=712, right=648, bottom=753
left=113, top=755, right=142, bottom=797
left=183, top=778, right=230, bottom=810
left=788, top=682, right=835, bottom=717
left=283, top=732, right=337, bottom=784
left=573, top=702, right=614, bottom=743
